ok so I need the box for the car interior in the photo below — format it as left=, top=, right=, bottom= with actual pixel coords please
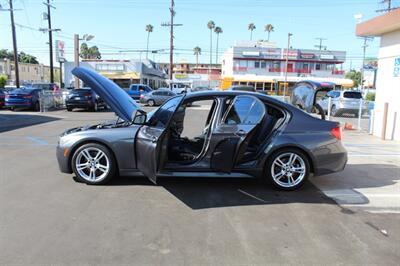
left=165, top=96, right=285, bottom=165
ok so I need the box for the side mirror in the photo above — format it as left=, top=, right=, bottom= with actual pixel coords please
left=133, top=110, right=147, bottom=125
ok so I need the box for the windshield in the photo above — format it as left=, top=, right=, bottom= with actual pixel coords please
left=343, top=92, right=362, bottom=99
left=146, top=95, right=184, bottom=128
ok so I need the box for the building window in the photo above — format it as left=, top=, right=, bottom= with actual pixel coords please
left=261, top=61, right=267, bottom=68
left=239, top=60, right=247, bottom=67
left=316, top=64, right=321, bottom=70
left=255, top=61, right=260, bottom=68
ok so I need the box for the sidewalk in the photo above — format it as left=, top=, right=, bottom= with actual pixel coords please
left=311, top=130, right=400, bottom=214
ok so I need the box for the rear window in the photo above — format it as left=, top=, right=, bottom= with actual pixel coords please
left=343, top=92, right=362, bottom=99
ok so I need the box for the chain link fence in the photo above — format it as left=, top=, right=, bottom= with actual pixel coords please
left=38, top=90, right=65, bottom=112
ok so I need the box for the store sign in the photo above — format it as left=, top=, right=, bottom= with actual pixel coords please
left=283, top=49, right=298, bottom=59
left=175, top=74, right=188, bottom=79
left=320, top=54, right=335, bottom=60
left=261, top=48, right=281, bottom=59
left=394, top=57, right=400, bottom=77
left=300, top=53, right=315, bottom=59
left=242, top=51, right=260, bottom=57
left=55, top=40, right=65, bottom=62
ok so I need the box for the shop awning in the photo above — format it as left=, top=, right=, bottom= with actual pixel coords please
left=99, top=71, right=140, bottom=80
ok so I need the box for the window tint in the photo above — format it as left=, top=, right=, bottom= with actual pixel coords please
left=343, top=91, right=362, bottom=99
left=153, top=91, right=162, bottom=96
left=148, top=96, right=183, bottom=128
left=224, top=96, right=265, bottom=125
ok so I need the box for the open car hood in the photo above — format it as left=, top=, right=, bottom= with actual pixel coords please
left=72, top=67, right=142, bottom=121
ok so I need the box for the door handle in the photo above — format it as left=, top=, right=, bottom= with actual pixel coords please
left=235, top=130, right=246, bottom=137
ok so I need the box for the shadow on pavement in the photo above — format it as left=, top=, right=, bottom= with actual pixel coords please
left=109, top=176, right=336, bottom=210
left=0, top=113, right=60, bottom=133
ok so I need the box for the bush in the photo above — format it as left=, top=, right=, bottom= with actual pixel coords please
left=0, top=75, right=7, bottom=88
left=365, top=92, right=375, bottom=102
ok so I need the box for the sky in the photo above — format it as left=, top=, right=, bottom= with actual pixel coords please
left=0, top=0, right=397, bottom=70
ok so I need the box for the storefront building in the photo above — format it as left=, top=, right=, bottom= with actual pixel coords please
left=220, top=41, right=353, bottom=93
left=64, top=59, right=167, bottom=89
left=356, top=9, right=400, bottom=140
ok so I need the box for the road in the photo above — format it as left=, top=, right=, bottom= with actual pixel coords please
left=0, top=109, right=399, bottom=265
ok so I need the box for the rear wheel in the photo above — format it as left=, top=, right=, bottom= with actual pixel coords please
left=67, top=107, right=73, bottom=111
left=91, top=102, right=98, bottom=112
left=72, top=143, right=116, bottom=185
left=265, top=148, right=310, bottom=191
left=331, top=105, right=338, bottom=117
left=147, top=99, right=155, bottom=106
left=34, top=101, right=40, bottom=112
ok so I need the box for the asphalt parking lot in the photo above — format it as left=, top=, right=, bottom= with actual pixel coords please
left=0, top=108, right=399, bottom=265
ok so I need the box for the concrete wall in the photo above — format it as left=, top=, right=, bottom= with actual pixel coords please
left=373, top=30, right=400, bottom=140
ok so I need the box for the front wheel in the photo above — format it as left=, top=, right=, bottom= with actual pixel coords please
left=71, top=143, right=116, bottom=185
left=147, top=99, right=155, bottom=106
left=265, top=148, right=310, bottom=191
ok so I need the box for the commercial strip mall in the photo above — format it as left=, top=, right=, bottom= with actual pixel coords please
left=219, top=40, right=353, bottom=93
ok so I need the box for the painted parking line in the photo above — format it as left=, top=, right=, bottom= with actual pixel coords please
left=348, top=153, right=400, bottom=157
left=26, top=136, right=48, bottom=146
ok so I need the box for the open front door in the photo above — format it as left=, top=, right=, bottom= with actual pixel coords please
left=211, top=95, right=266, bottom=172
left=135, top=96, right=183, bottom=184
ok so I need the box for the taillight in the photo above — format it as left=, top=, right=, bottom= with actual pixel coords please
left=5, top=95, right=9, bottom=99
left=331, top=127, right=342, bottom=140
left=23, top=95, right=32, bottom=99
left=140, top=94, right=144, bottom=98
left=85, top=93, right=92, bottom=99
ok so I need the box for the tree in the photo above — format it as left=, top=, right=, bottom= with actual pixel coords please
left=145, top=24, right=154, bottom=59
left=345, top=70, right=362, bottom=88
left=207, top=20, right=215, bottom=66
left=0, top=75, right=7, bottom=88
left=264, top=24, right=274, bottom=41
left=193, top=46, right=201, bottom=67
left=248, top=23, right=256, bottom=40
left=80, top=43, right=101, bottom=59
left=0, top=49, right=38, bottom=64
left=214, top=26, right=223, bottom=63
left=18, top=52, right=39, bottom=64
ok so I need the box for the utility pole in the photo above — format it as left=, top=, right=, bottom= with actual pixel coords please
left=283, top=33, right=293, bottom=97
left=74, top=34, right=80, bottom=89
left=314, top=37, right=327, bottom=50
left=43, top=0, right=55, bottom=83
left=161, top=0, right=182, bottom=86
left=8, top=0, right=20, bottom=88
left=360, top=37, right=373, bottom=91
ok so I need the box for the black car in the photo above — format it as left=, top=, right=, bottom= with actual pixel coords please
left=56, top=67, right=347, bottom=190
left=5, top=87, right=42, bottom=111
left=65, top=88, right=107, bottom=112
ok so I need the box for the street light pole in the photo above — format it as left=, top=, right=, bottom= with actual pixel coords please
left=44, top=0, right=55, bottom=83
left=9, top=0, right=20, bottom=88
left=283, top=33, right=292, bottom=97
left=74, top=34, right=80, bottom=89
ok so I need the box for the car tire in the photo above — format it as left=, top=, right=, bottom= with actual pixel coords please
left=265, top=148, right=310, bottom=191
left=72, top=143, right=116, bottom=185
left=67, top=107, right=73, bottom=112
left=91, top=102, right=98, bottom=112
left=34, top=101, right=40, bottom=112
left=147, top=99, right=155, bottom=106
left=331, top=105, right=338, bottom=117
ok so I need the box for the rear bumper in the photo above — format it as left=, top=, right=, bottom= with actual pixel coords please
left=66, top=100, right=94, bottom=109
left=313, top=141, right=347, bottom=176
left=5, top=101, right=33, bottom=108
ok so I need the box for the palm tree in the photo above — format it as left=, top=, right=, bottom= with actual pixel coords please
left=207, top=20, right=215, bottom=66
left=248, top=23, right=256, bottom=40
left=264, top=24, right=274, bottom=41
left=214, top=26, right=223, bottom=63
left=145, top=24, right=154, bottom=59
left=193, top=46, right=201, bottom=67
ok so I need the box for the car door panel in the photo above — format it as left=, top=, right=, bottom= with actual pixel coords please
left=210, top=96, right=266, bottom=172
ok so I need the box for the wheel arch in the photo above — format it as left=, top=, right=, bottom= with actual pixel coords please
left=263, top=145, right=315, bottom=174
left=68, top=139, right=119, bottom=174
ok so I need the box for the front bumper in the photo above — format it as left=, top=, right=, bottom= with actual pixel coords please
left=56, top=144, right=72, bottom=173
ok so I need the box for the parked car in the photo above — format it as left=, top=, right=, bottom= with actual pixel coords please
left=0, top=90, right=5, bottom=108
left=191, top=86, right=211, bottom=92
left=65, top=88, right=107, bottom=112
left=228, top=85, right=256, bottom=92
left=5, top=87, right=41, bottom=111
left=139, top=88, right=176, bottom=106
left=126, top=84, right=152, bottom=100
left=291, top=80, right=336, bottom=119
left=29, top=82, right=57, bottom=91
left=56, top=67, right=347, bottom=190
left=317, top=90, right=367, bottom=117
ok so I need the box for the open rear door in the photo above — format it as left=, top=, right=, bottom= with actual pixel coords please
left=136, top=96, right=183, bottom=184
left=211, top=95, right=266, bottom=172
